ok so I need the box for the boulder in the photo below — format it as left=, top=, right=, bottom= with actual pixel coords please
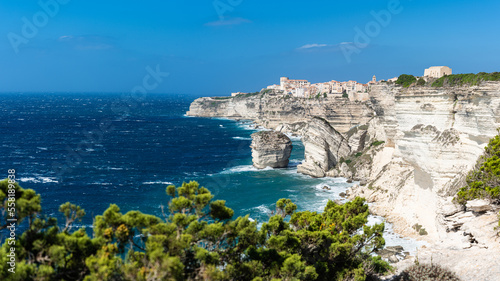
left=439, top=197, right=465, bottom=217
left=376, top=246, right=406, bottom=263
left=466, top=199, right=493, bottom=213
left=251, top=131, right=293, bottom=169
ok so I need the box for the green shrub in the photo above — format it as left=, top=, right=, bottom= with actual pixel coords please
left=355, top=152, right=363, bottom=158
left=396, top=74, right=417, bottom=88
left=397, top=263, right=461, bottom=281
left=371, top=140, right=385, bottom=147
left=454, top=131, right=500, bottom=205
left=432, top=72, right=500, bottom=87
left=234, top=91, right=261, bottom=99
left=419, top=228, right=428, bottom=235
left=417, top=78, right=426, bottom=86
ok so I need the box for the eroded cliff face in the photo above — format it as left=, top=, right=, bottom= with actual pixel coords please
left=187, top=93, right=375, bottom=133
left=188, top=82, right=500, bottom=239
left=188, top=82, right=500, bottom=279
left=296, top=117, right=351, bottom=178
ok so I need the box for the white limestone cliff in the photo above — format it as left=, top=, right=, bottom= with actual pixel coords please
left=250, top=131, right=292, bottom=169
left=297, top=117, right=351, bottom=178
left=187, top=82, right=500, bottom=280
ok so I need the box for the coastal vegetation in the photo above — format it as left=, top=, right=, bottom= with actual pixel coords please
left=416, top=78, right=425, bottom=86
left=0, top=180, right=391, bottom=280
left=432, top=72, right=500, bottom=87
left=454, top=130, right=500, bottom=205
left=395, top=75, right=417, bottom=88
left=454, top=129, right=500, bottom=230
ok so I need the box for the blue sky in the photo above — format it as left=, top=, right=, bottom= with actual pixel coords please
left=1, top=0, right=499, bottom=96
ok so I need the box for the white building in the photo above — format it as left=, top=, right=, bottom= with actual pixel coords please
left=291, top=88, right=306, bottom=98
left=424, top=66, right=452, bottom=78
left=280, top=77, right=310, bottom=90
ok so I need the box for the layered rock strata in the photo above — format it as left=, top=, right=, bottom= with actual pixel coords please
left=188, top=82, right=500, bottom=280
left=297, top=117, right=351, bottom=177
left=187, top=92, right=375, bottom=133
left=250, top=131, right=292, bottom=169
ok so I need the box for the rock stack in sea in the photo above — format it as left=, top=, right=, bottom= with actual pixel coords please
left=250, top=131, right=292, bottom=169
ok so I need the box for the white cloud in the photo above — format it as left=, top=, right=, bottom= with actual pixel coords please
left=298, top=44, right=328, bottom=50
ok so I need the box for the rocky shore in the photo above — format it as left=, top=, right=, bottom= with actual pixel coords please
left=187, top=82, right=500, bottom=280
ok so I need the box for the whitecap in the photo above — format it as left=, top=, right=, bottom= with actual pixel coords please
left=287, top=160, right=302, bottom=167
left=19, top=177, right=39, bottom=183
left=90, top=182, right=113, bottom=186
left=232, top=136, right=252, bottom=141
left=19, top=177, right=58, bottom=184
left=253, top=204, right=273, bottom=216
left=220, top=165, right=273, bottom=174
left=107, top=167, right=124, bottom=171
left=39, top=177, right=58, bottom=183
left=142, top=181, right=173, bottom=185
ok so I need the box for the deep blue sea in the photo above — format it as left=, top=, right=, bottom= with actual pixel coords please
left=0, top=93, right=353, bottom=228
left=1, top=93, right=426, bottom=253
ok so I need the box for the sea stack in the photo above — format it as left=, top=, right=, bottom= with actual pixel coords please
left=250, top=131, right=293, bottom=169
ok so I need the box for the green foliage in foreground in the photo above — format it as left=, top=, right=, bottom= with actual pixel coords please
left=455, top=131, right=500, bottom=205
left=432, top=72, right=500, bottom=87
left=395, top=74, right=417, bottom=88
left=0, top=180, right=390, bottom=280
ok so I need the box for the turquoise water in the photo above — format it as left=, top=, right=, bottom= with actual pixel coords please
left=0, top=93, right=350, bottom=227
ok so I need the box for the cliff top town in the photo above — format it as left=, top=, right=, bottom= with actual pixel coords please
left=232, top=66, right=453, bottom=101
